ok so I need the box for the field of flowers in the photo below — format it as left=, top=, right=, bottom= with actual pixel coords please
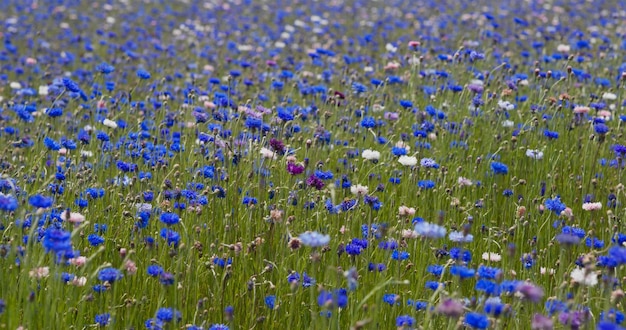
left=1, top=0, right=626, bottom=329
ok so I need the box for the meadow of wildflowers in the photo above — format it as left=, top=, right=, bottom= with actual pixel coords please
left=1, top=0, right=626, bottom=329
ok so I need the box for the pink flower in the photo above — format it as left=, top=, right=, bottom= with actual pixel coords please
left=398, top=206, right=416, bottom=216
left=69, top=256, right=87, bottom=267
left=29, top=267, right=50, bottom=279
left=384, top=112, right=399, bottom=120
left=401, top=229, right=418, bottom=239
left=582, top=202, right=602, bottom=211
left=384, top=61, right=400, bottom=70
left=598, top=110, right=612, bottom=120
left=61, top=211, right=85, bottom=224
left=71, top=276, right=87, bottom=287
left=204, top=101, right=216, bottom=109
left=25, top=57, right=37, bottom=65
left=408, top=40, right=421, bottom=48
left=573, top=106, right=590, bottom=114
left=560, top=207, right=573, bottom=218
left=124, top=260, right=137, bottom=275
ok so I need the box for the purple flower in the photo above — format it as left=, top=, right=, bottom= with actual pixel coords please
left=306, top=175, right=325, bottom=190
left=287, top=163, right=304, bottom=175
left=531, top=313, right=554, bottom=330
left=558, top=310, right=588, bottom=329
left=435, top=298, right=464, bottom=318
left=516, top=282, right=544, bottom=303
left=555, top=233, right=580, bottom=245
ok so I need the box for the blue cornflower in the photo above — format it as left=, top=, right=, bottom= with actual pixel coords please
left=543, top=129, right=559, bottom=139
left=391, top=146, right=407, bottom=156
left=399, top=100, right=413, bottom=108
left=585, top=237, right=605, bottom=249
left=475, top=279, right=501, bottom=296
left=96, top=62, right=115, bottom=74
left=418, top=180, right=436, bottom=189
left=545, top=196, right=567, bottom=215
left=450, top=247, right=471, bottom=262
left=392, top=250, right=410, bottom=260
left=28, top=194, right=53, bottom=208
left=427, top=264, right=444, bottom=277
left=147, top=265, right=164, bottom=277
left=244, top=117, right=262, bottom=129
left=137, top=69, right=151, bottom=80
left=97, top=268, right=123, bottom=283
left=160, top=228, right=180, bottom=246
left=46, top=108, right=63, bottom=117
left=264, top=295, right=276, bottom=310
left=425, top=281, right=443, bottom=291
left=360, top=116, right=376, bottom=128
left=596, top=321, right=624, bottom=330
left=0, top=193, right=18, bottom=212
left=287, top=272, right=300, bottom=284
left=87, top=234, right=105, bottom=246
left=600, top=309, right=625, bottom=325
left=378, top=240, right=398, bottom=250
left=145, top=318, right=164, bottom=330
left=155, top=307, right=181, bottom=322
left=43, top=228, right=72, bottom=255
left=477, top=266, right=502, bottom=279
left=209, top=324, right=229, bottom=330
left=396, top=315, right=415, bottom=327
left=96, top=131, right=110, bottom=142
left=420, top=158, right=440, bottom=168
left=95, top=313, right=111, bottom=326
left=302, top=272, right=315, bottom=287
left=490, top=162, right=508, bottom=175
left=383, top=294, right=400, bottom=306
left=464, top=312, right=490, bottom=329
left=62, top=77, right=82, bottom=93
left=159, top=213, right=180, bottom=226
left=450, top=265, right=475, bottom=279
left=594, top=123, right=609, bottom=135
left=484, top=301, right=506, bottom=317
left=345, top=243, right=363, bottom=255
left=608, top=246, right=626, bottom=265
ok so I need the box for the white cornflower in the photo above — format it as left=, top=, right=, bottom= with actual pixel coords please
left=38, top=85, right=49, bottom=95
left=385, top=43, right=398, bottom=53
left=102, top=119, right=118, bottom=129
left=556, top=44, right=571, bottom=52
left=457, top=177, right=473, bottom=187
left=398, top=156, right=417, bottom=166
left=497, top=100, right=515, bottom=111
left=260, top=147, right=277, bottom=160
left=602, top=92, right=617, bottom=100
left=525, top=149, right=544, bottom=160
left=482, top=252, right=502, bottom=262
left=362, top=149, right=381, bottom=161
left=570, top=268, right=598, bottom=287
left=350, top=184, right=369, bottom=196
